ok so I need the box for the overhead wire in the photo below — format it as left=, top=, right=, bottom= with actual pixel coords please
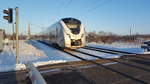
left=56, top=0, right=113, bottom=22
left=57, top=0, right=73, bottom=18
left=79, top=0, right=113, bottom=17
left=63, top=0, right=73, bottom=8
left=88, top=0, right=112, bottom=12
left=75, top=0, right=113, bottom=28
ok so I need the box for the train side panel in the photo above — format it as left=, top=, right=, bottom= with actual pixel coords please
left=45, top=24, right=56, bottom=43
left=46, top=22, right=66, bottom=48
left=56, top=22, right=65, bottom=48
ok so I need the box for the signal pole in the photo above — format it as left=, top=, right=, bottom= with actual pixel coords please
left=3, top=7, right=19, bottom=64
left=15, top=7, right=19, bottom=64
left=12, top=23, right=15, bottom=48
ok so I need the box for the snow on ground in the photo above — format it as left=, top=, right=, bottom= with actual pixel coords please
left=27, top=40, right=80, bottom=61
left=76, top=42, right=145, bottom=59
left=0, top=40, right=76, bottom=72
left=88, top=42, right=144, bottom=54
left=144, top=52, right=150, bottom=54
left=0, top=45, right=16, bottom=72
left=77, top=48, right=121, bottom=58
left=0, top=40, right=146, bottom=72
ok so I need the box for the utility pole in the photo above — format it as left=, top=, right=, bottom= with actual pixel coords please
left=15, top=7, right=19, bottom=64
left=130, top=26, right=132, bottom=36
left=28, top=22, right=31, bottom=39
left=130, top=24, right=134, bottom=36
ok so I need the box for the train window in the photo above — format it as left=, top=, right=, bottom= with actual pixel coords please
left=67, top=24, right=78, bottom=28
left=62, top=18, right=81, bottom=34
left=69, top=28, right=80, bottom=34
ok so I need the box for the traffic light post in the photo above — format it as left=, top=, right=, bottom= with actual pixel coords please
left=15, top=7, right=19, bottom=64
left=3, top=8, right=15, bottom=49
left=12, top=23, right=15, bottom=48
left=3, top=7, right=19, bottom=64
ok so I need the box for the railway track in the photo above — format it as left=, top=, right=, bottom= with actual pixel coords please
left=1, top=41, right=149, bottom=84
left=83, top=46, right=137, bottom=55
left=72, top=49, right=150, bottom=71
left=83, top=46, right=150, bottom=61
left=37, top=40, right=150, bottom=71
left=37, top=40, right=150, bottom=84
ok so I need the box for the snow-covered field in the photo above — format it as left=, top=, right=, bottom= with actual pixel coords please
left=88, top=42, right=144, bottom=54
left=0, top=40, right=77, bottom=72
left=0, top=40, right=145, bottom=72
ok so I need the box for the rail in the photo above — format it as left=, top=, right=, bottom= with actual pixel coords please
left=84, top=46, right=150, bottom=60
left=37, top=40, right=148, bottom=84
left=84, top=46, right=137, bottom=54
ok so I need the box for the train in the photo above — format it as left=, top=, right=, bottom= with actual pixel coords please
left=41, top=18, right=86, bottom=49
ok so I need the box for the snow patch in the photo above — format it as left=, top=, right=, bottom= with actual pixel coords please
left=15, top=64, right=26, bottom=70
left=33, top=60, right=66, bottom=67
left=88, top=42, right=144, bottom=54
left=103, top=62, right=118, bottom=65
left=14, top=60, right=66, bottom=71
left=0, top=40, right=70, bottom=72
left=144, top=52, right=150, bottom=54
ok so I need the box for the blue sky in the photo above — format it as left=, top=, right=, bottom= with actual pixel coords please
left=0, top=0, right=150, bottom=35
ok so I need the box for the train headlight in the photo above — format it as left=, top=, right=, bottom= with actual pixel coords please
left=81, top=34, right=84, bottom=37
left=66, top=34, right=71, bottom=38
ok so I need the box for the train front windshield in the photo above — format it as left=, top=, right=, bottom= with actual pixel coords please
left=62, top=18, right=81, bottom=34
